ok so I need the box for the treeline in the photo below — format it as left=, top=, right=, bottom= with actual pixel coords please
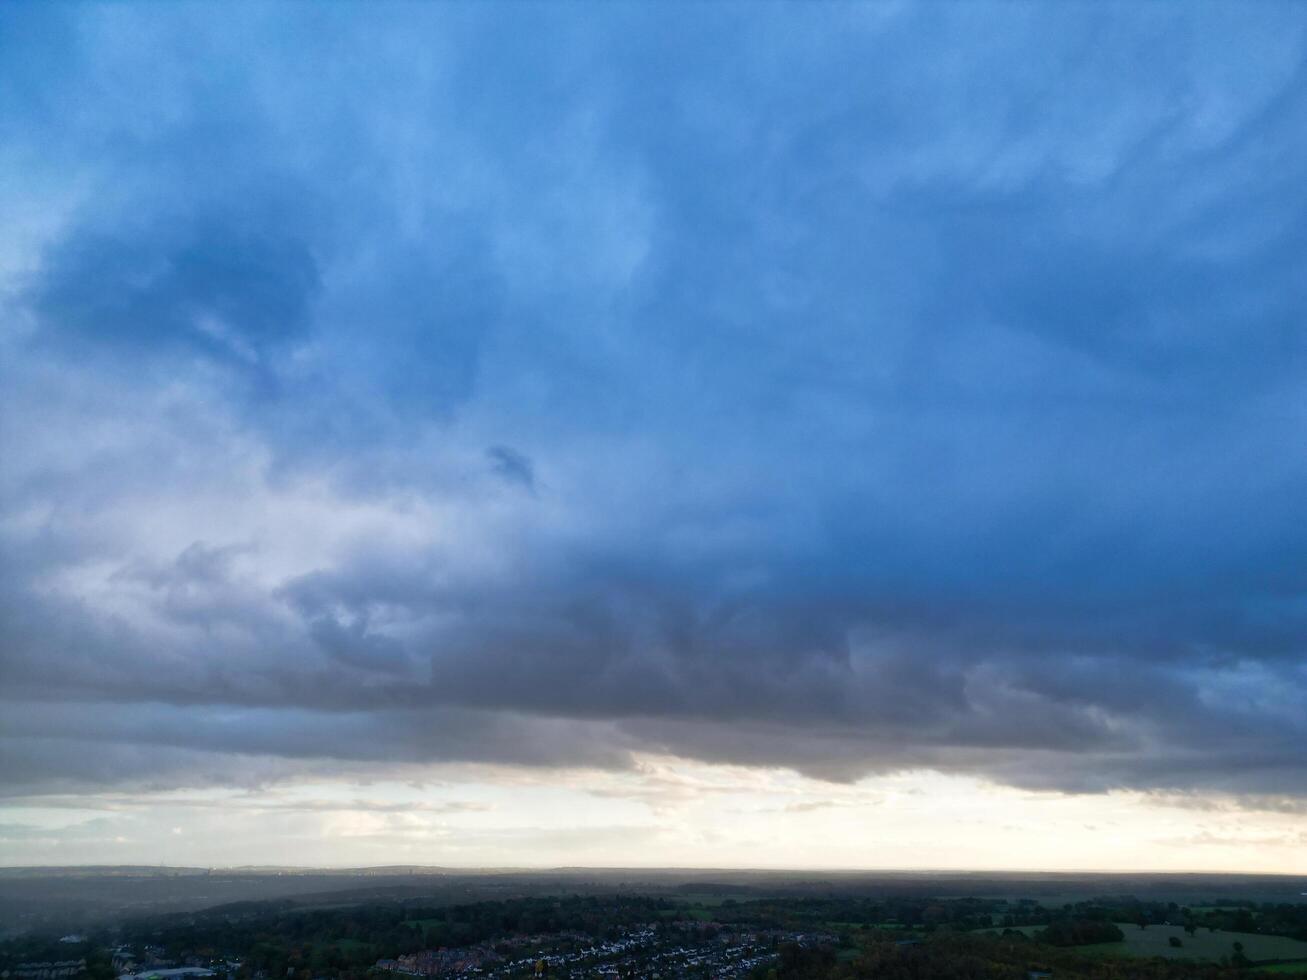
left=1010, top=898, right=1307, bottom=941
left=711, top=896, right=1006, bottom=932
left=1196, top=904, right=1307, bottom=941
left=1035, top=920, right=1124, bottom=946
left=759, top=931, right=1254, bottom=980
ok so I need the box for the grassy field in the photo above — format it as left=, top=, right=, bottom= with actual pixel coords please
left=1251, top=964, right=1307, bottom=975
left=1087, top=925, right=1307, bottom=963
left=976, top=923, right=1307, bottom=964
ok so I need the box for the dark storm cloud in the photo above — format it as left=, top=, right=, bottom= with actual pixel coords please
left=32, top=214, right=319, bottom=367
left=2, top=3, right=1307, bottom=800
left=487, top=446, right=536, bottom=494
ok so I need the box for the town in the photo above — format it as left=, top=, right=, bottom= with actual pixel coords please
left=374, top=923, right=836, bottom=979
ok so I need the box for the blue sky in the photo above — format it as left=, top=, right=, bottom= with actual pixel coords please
left=2, top=3, right=1307, bottom=868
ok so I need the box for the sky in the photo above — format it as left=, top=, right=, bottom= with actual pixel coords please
left=2, top=3, right=1307, bottom=872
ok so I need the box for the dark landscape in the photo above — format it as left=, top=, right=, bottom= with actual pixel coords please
left=4, top=868, right=1307, bottom=979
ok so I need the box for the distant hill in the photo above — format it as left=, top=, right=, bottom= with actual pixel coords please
left=2, top=867, right=1306, bottom=937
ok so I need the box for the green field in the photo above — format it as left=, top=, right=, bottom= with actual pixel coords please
left=1087, top=925, right=1307, bottom=963
left=1251, top=965, right=1307, bottom=975
left=976, top=923, right=1307, bottom=965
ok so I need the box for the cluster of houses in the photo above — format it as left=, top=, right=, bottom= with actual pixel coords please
left=0, top=960, right=87, bottom=980
left=377, top=948, right=501, bottom=977
left=109, top=943, right=185, bottom=977
left=501, top=925, right=838, bottom=979
left=375, top=930, right=599, bottom=977
left=373, top=924, right=838, bottom=979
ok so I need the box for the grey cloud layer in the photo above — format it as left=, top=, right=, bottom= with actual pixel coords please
left=2, top=4, right=1306, bottom=800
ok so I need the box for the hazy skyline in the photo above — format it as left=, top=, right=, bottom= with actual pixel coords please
left=2, top=3, right=1306, bottom=871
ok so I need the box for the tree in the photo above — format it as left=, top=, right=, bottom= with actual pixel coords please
left=1036, top=921, right=1125, bottom=947
left=1231, top=940, right=1249, bottom=968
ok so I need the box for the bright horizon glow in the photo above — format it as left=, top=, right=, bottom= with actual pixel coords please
left=4, top=758, right=1305, bottom=873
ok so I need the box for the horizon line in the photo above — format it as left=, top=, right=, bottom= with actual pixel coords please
left=2, top=864, right=1304, bottom=879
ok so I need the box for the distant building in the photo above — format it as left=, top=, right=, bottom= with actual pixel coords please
left=118, top=969, right=216, bottom=980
